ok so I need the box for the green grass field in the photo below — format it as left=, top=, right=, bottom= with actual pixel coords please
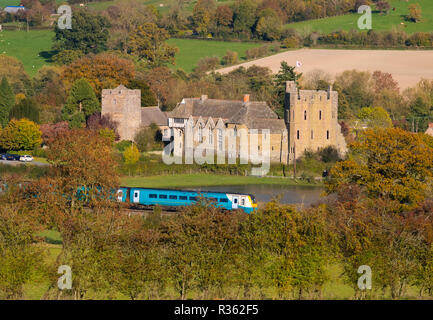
left=0, top=30, right=53, bottom=76
left=285, top=0, right=433, bottom=34
left=0, top=30, right=260, bottom=76
left=168, top=38, right=261, bottom=73
left=122, top=173, right=321, bottom=188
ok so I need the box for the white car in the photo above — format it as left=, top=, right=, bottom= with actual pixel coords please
left=19, top=155, right=34, bottom=162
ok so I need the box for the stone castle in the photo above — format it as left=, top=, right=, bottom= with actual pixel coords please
left=101, top=85, right=167, bottom=141
left=101, top=82, right=347, bottom=163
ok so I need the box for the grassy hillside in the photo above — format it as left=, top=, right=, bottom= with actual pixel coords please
left=285, top=0, right=433, bottom=34
left=0, top=30, right=53, bottom=76
left=0, top=29, right=260, bottom=76
left=168, top=38, right=261, bottom=73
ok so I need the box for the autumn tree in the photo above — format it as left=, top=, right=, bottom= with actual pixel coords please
left=0, top=55, right=32, bottom=95
left=326, top=128, right=433, bottom=210
left=0, top=118, right=42, bottom=151
left=127, top=22, right=178, bottom=67
left=40, top=121, right=69, bottom=145
left=104, top=0, right=158, bottom=52
left=47, top=129, right=119, bottom=201
left=192, top=0, right=212, bottom=35
left=62, top=79, right=100, bottom=128
left=162, top=203, right=245, bottom=299
left=0, top=77, right=15, bottom=128
left=61, top=53, right=136, bottom=97
left=53, top=10, right=111, bottom=54
left=86, top=112, right=119, bottom=141
left=255, top=8, right=282, bottom=41
left=0, top=203, right=47, bottom=299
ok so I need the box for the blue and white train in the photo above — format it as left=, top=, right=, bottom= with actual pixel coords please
left=116, top=187, right=258, bottom=214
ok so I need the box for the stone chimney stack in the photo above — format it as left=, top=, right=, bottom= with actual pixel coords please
left=243, top=94, right=250, bottom=103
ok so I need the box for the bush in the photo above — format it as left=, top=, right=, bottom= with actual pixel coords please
left=115, top=140, right=133, bottom=152
left=318, top=146, right=340, bottom=163
left=221, top=50, right=238, bottom=66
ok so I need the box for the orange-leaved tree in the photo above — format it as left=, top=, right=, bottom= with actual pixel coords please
left=326, top=128, right=433, bottom=209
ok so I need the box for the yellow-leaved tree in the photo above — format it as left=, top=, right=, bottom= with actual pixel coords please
left=123, top=143, right=140, bottom=175
left=0, top=118, right=42, bottom=151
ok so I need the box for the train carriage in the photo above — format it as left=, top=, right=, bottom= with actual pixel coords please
left=117, top=187, right=257, bottom=214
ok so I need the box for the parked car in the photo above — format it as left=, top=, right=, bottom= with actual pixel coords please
left=2, top=154, right=16, bottom=161
left=0, top=153, right=6, bottom=160
left=11, top=154, right=21, bottom=161
left=19, top=155, right=34, bottom=162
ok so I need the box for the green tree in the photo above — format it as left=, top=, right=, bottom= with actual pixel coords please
left=274, top=62, right=302, bottom=117
left=128, top=79, right=158, bottom=107
left=123, top=143, right=140, bottom=166
left=9, top=98, right=40, bottom=124
left=127, top=22, right=178, bottom=66
left=0, top=118, right=42, bottom=151
left=62, top=79, right=100, bottom=128
left=233, top=0, right=257, bottom=35
left=0, top=77, right=15, bottom=128
left=255, top=8, right=282, bottom=41
left=357, top=106, right=393, bottom=128
left=53, top=11, right=110, bottom=54
left=409, top=96, right=432, bottom=132
left=0, top=203, right=47, bottom=299
left=52, top=49, right=84, bottom=65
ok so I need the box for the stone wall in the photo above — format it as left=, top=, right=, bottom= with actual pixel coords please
left=285, top=81, right=347, bottom=161
left=101, top=86, right=141, bottom=141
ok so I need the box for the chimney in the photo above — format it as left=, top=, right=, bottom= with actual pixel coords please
left=243, top=94, right=250, bottom=103
left=201, top=95, right=208, bottom=101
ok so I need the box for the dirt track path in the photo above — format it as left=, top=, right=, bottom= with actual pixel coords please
left=217, top=48, right=433, bottom=90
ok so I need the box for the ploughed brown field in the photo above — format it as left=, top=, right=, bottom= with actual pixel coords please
left=217, top=48, right=433, bottom=90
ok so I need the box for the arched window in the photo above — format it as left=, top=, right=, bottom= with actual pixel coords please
left=209, top=128, right=213, bottom=144
left=198, top=125, right=203, bottom=143
left=319, top=110, right=322, bottom=120
left=218, top=129, right=223, bottom=150
left=326, top=130, right=329, bottom=140
left=304, top=110, right=307, bottom=120
left=297, top=130, right=300, bottom=140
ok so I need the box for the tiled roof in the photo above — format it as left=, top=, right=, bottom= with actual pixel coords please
left=141, top=107, right=167, bottom=126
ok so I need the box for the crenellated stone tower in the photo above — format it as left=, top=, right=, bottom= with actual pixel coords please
left=101, top=85, right=141, bottom=141
left=284, top=81, right=347, bottom=161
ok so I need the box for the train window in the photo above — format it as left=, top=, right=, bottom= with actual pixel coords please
left=189, top=196, right=197, bottom=201
left=241, top=198, right=245, bottom=206
left=159, top=194, right=167, bottom=199
left=209, top=198, right=217, bottom=202
left=179, top=196, right=187, bottom=200
left=169, top=195, right=178, bottom=200
left=220, top=198, right=228, bottom=203
left=149, top=194, right=157, bottom=198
